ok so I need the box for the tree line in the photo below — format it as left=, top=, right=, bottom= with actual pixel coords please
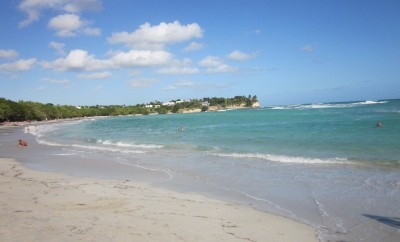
left=0, top=95, right=258, bottom=123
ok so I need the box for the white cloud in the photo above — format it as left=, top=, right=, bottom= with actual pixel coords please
left=83, top=27, right=101, bottom=36
left=78, top=71, right=112, bottom=79
left=301, top=45, right=314, bottom=52
left=0, top=58, right=37, bottom=72
left=227, top=50, right=254, bottom=61
left=165, top=81, right=234, bottom=91
left=158, top=66, right=199, bottom=75
left=157, top=58, right=199, bottom=75
left=173, top=80, right=195, bottom=87
left=18, top=0, right=61, bottom=28
left=182, top=42, right=204, bottom=52
left=128, top=69, right=142, bottom=76
left=164, top=80, right=195, bottom=90
left=18, top=0, right=102, bottom=27
left=111, top=50, right=172, bottom=67
left=198, top=56, right=237, bottom=74
left=42, top=49, right=112, bottom=71
left=48, top=14, right=83, bottom=37
left=32, top=86, right=46, bottom=92
left=130, top=78, right=159, bottom=88
left=108, top=21, right=203, bottom=50
left=205, top=64, right=237, bottom=74
left=49, top=41, right=65, bottom=55
left=44, top=78, right=70, bottom=85
left=0, top=49, right=19, bottom=59
left=42, top=49, right=174, bottom=73
left=48, top=14, right=102, bottom=37
left=198, top=56, right=224, bottom=67
left=63, top=0, right=102, bottom=13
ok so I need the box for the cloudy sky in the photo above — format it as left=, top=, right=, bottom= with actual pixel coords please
left=1, top=0, right=399, bottom=106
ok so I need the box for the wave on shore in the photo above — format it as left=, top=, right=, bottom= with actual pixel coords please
left=270, top=100, right=388, bottom=110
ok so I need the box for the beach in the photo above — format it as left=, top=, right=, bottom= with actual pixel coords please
left=0, top=156, right=317, bottom=241
left=1, top=100, right=399, bottom=241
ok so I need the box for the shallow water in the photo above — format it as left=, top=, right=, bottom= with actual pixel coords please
left=2, top=99, right=400, bottom=241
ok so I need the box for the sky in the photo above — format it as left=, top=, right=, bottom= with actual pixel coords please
left=0, top=0, right=399, bottom=106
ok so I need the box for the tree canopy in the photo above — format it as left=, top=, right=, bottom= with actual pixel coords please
left=0, top=95, right=258, bottom=123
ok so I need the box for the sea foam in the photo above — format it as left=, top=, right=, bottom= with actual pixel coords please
left=271, top=100, right=388, bottom=110
left=210, top=152, right=350, bottom=165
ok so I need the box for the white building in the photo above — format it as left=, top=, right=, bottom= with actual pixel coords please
left=162, top=101, right=175, bottom=106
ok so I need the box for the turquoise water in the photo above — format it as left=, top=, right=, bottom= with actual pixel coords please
left=28, top=99, right=400, bottom=241
left=42, top=99, right=399, bottom=166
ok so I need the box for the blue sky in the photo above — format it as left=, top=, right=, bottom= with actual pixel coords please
left=0, top=0, right=399, bottom=106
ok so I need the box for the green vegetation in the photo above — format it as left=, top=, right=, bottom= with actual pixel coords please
left=205, top=95, right=258, bottom=108
left=0, top=95, right=258, bottom=123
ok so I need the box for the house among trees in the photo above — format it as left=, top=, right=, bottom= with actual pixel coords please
left=0, top=95, right=259, bottom=123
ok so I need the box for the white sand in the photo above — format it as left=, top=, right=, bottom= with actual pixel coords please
left=0, top=158, right=318, bottom=241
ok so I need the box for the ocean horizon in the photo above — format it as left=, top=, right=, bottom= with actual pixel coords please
left=1, top=99, right=399, bottom=241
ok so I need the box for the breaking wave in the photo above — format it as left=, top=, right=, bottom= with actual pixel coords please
left=210, top=152, right=351, bottom=165
left=96, top=139, right=164, bottom=149
left=271, top=100, right=388, bottom=110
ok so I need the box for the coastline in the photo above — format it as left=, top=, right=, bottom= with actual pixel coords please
left=0, top=125, right=318, bottom=241
left=0, top=116, right=101, bottom=128
left=0, top=158, right=317, bottom=241
left=0, top=103, right=257, bottom=127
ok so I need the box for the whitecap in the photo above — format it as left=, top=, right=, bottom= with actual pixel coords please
left=210, top=152, right=351, bottom=165
left=52, top=153, right=77, bottom=156
left=273, top=100, right=388, bottom=110
left=70, top=143, right=146, bottom=154
left=96, top=139, right=163, bottom=149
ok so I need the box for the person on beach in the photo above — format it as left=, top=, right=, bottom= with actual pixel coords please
left=17, top=139, right=28, bottom=147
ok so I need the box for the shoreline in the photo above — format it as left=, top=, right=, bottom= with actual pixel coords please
left=0, top=125, right=318, bottom=241
left=0, top=101, right=261, bottom=127
left=0, top=116, right=105, bottom=128
left=2, top=101, right=399, bottom=241
left=0, top=157, right=317, bottom=241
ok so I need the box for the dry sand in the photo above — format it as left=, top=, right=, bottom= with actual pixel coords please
left=0, top=158, right=318, bottom=242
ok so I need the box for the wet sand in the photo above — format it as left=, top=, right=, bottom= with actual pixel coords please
left=0, top=124, right=318, bottom=241
left=0, top=157, right=317, bottom=241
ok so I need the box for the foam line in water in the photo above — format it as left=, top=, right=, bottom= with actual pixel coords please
left=97, top=139, right=163, bottom=149
left=33, top=133, right=148, bottom=154
left=202, top=179, right=320, bottom=229
left=314, top=198, right=348, bottom=236
left=116, top=159, right=173, bottom=181
left=71, top=144, right=146, bottom=154
left=52, top=153, right=77, bottom=156
left=35, top=139, right=64, bottom=147
left=271, top=100, right=388, bottom=110
left=34, top=137, right=147, bottom=154
left=211, top=152, right=350, bottom=165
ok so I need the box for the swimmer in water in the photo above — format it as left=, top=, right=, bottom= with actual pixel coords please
left=18, top=139, right=28, bottom=147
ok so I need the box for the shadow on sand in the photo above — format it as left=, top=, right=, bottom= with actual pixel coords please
left=363, top=214, right=400, bottom=229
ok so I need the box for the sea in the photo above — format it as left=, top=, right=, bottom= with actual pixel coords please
left=2, top=99, right=400, bottom=241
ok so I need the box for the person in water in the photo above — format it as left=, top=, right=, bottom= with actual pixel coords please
left=18, top=139, right=28, bottom=147
left=376, top=121, right=382, bottom=127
